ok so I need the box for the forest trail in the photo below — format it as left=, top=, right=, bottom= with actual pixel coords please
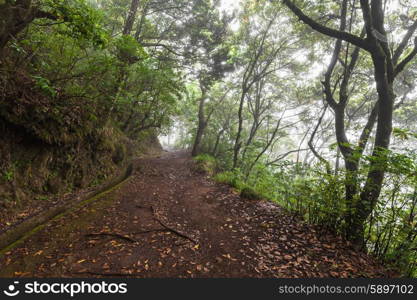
left=0, top=152, right=393, bottom=277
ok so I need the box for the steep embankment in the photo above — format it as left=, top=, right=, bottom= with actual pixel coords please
left=0, top=70, right=164, bottom=232
left=0, top=151, right=394, bottom=277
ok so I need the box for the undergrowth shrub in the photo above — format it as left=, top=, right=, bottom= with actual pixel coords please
left=193, top=154, right=217, bottom=175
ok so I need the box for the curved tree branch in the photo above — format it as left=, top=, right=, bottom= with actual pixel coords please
left=280, top=0, right=371, bottom=51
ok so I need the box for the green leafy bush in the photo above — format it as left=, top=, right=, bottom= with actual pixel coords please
left=240, top=186, right=262, bottom=200
left=193, top=154, right=217, bottom=175
left=42, top=0, right=108, bottom=47
left=214, top=170, right=244, bottom=189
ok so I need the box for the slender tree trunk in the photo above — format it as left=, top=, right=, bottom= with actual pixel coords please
left=123, top=0, right=141, bottom=35
left=245, top=116, right=281, bottom=177
left=233, top=90, right=246, bottom=168
left=134, top=0, right=150, bottom=41
left=334, top=147, right=340, bottom=175
left=211, top=129, right=224, bottom=156
left=308, top=104, right=331, bottom=174
left=191, top=89, right=207, bottom=156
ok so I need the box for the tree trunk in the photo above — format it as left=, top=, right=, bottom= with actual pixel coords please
left=211, top=129, right=224, bottom=156
left=232, top=91, right=246, bottom=168
left=191, top=89, right=207, bottom=156
left=348, top=51, right=395, bottom=246
left=0, top=1, right=34, bottom=56
left=123, top=0, right=141, bottom=35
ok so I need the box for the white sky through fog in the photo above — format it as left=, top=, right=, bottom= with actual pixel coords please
left=220, top=0, right=240, bottom=11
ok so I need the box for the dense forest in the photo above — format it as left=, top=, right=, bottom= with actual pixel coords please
left=1, top=0, right=417, bottom=278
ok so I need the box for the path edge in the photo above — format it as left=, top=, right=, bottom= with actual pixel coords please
left=0, top=162, right=133, bottom=254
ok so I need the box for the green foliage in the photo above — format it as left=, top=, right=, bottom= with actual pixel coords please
left=114, top=35, right=148, bottom=62
left=193, top=154, right=217, bottom=175
left=32, top=76, right=57, bottom=97
left=42, top=0, right=108, bottom=47
left=393, top=128, right=417, bottom=141
left=0, top=0, right=182, bottom=145
left=240, top=186, right=262, bottom=200
left=3, top=169, right=14, bottom=182
left=214, top=170, right=245, bottom=190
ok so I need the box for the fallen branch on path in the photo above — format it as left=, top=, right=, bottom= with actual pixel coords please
left=132, top=228, right=168, bottom=234
left=85, top=232, right=138, bottom=243
left=73, top=271, right=143, bottom=277
left=133, top=203, right=198, bottom=244
left=135, top=205, right=152, bottom=210
left=150, top=206, right=198, bottom=244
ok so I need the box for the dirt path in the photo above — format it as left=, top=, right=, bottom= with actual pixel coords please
left=0, top=151, right=393, bottom=277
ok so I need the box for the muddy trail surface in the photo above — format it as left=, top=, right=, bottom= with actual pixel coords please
left=0, top=151, right=393, bottom=278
